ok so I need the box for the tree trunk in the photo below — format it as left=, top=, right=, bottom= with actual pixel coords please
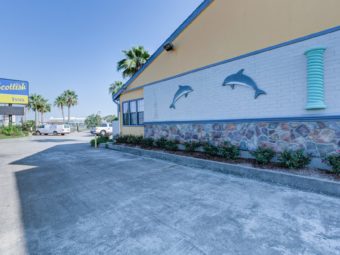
left=23, top=106, right=27, bottom=122
left=61, top=106, right=65, bottom=123
left=68, top=106, right=70, bottom=123
left=35, top=110, right=38, bottom=129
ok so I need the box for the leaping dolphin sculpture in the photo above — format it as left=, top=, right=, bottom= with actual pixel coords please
left=169, top=85, right=193, bottom=109
left=222, top=69, right=266, bottom=99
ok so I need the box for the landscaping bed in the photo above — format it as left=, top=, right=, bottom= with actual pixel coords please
left=114, top=142, right=340, bottom=181
left=111, top=135, right=340, bottom=181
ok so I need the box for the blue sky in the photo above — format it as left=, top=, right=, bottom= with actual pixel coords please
left=0, top=0, right=201, bottom=119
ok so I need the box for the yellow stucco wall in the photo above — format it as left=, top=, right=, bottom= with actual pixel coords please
left=127, top=0, right=340, bottom=90
left=119, top=88, right=144, bottom=136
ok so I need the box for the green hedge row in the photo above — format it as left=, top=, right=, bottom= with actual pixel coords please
left=113, top=135, right=339, bottom=174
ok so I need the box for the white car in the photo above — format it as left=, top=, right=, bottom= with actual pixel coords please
left=36, top=124, right=71, bottom=135
left=91, top=123, right=112, bottom=136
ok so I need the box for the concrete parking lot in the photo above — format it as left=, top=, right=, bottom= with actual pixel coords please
left=1, top=133, right=340, bottom=254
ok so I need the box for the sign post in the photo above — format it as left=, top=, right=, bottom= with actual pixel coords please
left=8, top=104, right=12, bottom=126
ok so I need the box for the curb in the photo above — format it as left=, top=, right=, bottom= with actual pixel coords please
left=107, top=144, right=340, bottom=198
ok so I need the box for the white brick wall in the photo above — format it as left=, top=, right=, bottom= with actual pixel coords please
left=144, top=30, right=340, bottom=122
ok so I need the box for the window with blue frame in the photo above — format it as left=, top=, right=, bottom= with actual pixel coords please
left=122, top=99, right=144, bottom=126
left=130, top=100, right=138, bottom=125
left=122, top=101, right=130, bottom=125
left=137, top=99, right=144, bottom=124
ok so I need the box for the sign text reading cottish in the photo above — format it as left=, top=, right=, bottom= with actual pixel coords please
left=0, top=83, right=27, bottom=91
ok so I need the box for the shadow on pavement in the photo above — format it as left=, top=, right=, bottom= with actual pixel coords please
left=83, top=133, right=95, bottom=137
left=32, top=139, right=79, bottom=143
left=9, top=140, right=340, bottom=254
left=11, top=143, right=110, bottom=254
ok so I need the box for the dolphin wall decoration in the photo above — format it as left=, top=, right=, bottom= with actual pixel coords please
left=169, top=85, right=193, bottom=109
left=222, top=69, right=266, bottom=99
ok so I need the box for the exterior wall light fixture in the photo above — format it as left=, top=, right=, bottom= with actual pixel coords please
left=163, top=42, right=174, bottom=51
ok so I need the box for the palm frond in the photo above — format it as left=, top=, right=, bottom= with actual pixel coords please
left=116, top=46, right=150, bottom=78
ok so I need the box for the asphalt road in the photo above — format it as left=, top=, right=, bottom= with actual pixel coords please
left=0, top=133, right=340, bottom=255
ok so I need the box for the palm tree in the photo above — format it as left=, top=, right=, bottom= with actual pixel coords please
left=117, top=46, right=150, bottom=78
left=28, top=94, right=44, bottom=128
left=109, top=81, right=123, bottom=95
left=23, top=105, right=28, bottom=123
left=62, top=90, right=78, bottom=123
left=38, top=99, right=51, bottom=124
left=54, top=95, right=66, bottom=123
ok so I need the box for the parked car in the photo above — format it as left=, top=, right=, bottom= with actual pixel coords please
left=35, top=124, right=71, bottom=135
left=91, top=123, right=112, bottom=136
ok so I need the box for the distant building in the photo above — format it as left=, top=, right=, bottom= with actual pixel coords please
left=47, top=117, right=86, bottom=130
left=0, top=115, right=16, bottom=126
left=47, top=116, right=85, bottom=124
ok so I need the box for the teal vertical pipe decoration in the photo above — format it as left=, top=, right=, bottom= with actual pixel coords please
left=304, top=48, right=327, bottom=110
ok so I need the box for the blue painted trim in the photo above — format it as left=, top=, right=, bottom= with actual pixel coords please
left=144, top=115, right=340, bottom=125
left=119, top=25, right=340, bottom=95
left=112, top=0, right=214, bottom=101
left=122, top=125, right=145, bottom=127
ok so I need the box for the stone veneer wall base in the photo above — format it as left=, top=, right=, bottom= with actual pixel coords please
left=145, top=120, right=340, bottom=169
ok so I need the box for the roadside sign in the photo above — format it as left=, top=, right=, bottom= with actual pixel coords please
left=0, top=106, right=24, bottom=116
left=0, top=78, right=29, bottom=105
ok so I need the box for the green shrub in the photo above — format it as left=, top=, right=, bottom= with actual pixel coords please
left=131, top=135, right=143, bottom=145
left=251, top=147, right=275, bottom=165
left=115, top=135, right=129, bottom=143
left=140, top=138, right=154, bottom=148
left=21, top=120, right=35, bottom=132
left=126, top=135, right=137, bottom=144
left=114, top=135, right=143, bottom=145
left=164, top=140, right=178, bottom=151
left=279, top=149, right=311, bottom=169
left=184, top=141, right=201, bottom=152
left=0, top=126, right=25, bottom=136
left=155, top=137, right=167, bottom=149
left=220, top=142, right=240, bottom=160
left=325, top=153, right=340, bottom=174
left=203, top=143, right=219, bottom=156
left=90, top=136, right=109, bottom=147
left=115, top=135, right=134, bottom=144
